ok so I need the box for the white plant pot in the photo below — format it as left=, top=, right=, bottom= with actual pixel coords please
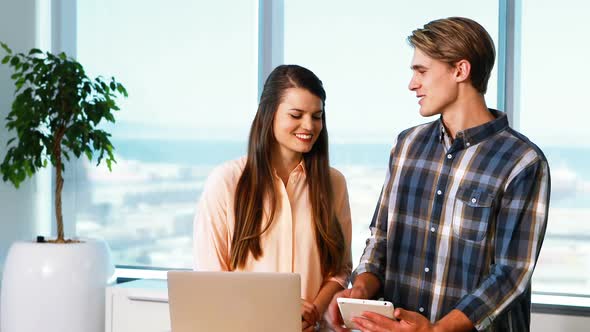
left=0, top=238, right=115, bottom=332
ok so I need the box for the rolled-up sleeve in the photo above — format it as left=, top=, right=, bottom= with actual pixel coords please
left=454, top=158, right=550, bottom=331
left=352, top=145, right=397, bottom=286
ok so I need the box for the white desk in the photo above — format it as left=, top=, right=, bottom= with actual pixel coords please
left=105, top=279, right=170, bottom=332
left=104, top=278, right=328, bottom=332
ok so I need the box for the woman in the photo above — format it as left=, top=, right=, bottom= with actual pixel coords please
left=194, top=64, right=352, bottom=331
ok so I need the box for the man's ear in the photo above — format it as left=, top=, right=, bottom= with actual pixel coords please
left=454, top=59, right=471, bottom=83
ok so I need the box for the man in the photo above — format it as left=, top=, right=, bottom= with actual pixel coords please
left=326, top=17, right=550, bottom=332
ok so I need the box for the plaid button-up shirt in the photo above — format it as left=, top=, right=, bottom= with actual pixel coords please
left=353, top=109, right=550, bottom=331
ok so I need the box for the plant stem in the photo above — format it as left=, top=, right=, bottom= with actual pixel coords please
left=53, top=125, right=66, bottom=243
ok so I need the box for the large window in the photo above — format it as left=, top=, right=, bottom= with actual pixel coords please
left=73, top=0, right=257, bottom=268
left=520, top=0, right=590, bottom=296
left=284, top=0, right=499, bottom=265
left=73, top=1, right=499, bottom=269
left=69, top=0, right=590, bottom=301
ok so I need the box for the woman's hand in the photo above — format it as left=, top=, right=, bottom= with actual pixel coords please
left=301, top=299, right=320, bottom=331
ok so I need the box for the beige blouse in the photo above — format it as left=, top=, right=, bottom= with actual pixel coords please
left=193, top=157, right=352, bottom=301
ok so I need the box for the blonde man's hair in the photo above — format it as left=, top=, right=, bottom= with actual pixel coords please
left=408, top=17, right=495, bottom=94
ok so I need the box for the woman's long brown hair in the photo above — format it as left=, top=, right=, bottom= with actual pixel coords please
left=230, top=65, right=345, bottom=278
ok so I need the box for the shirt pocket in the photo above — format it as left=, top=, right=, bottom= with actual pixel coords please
left=452, top=187, right=494, bottom=242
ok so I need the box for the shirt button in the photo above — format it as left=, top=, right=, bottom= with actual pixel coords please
left=424, top=267, right=430, bottom=273
left=419, top=307, right=425, bottom=313
left=471, top=198, right=477, bottom=204
left=430, top=227, right=436, bottom=232
left=447, top=154, right=453, bottom=159
left=466, top=142, right=471, bottom=147
left=436, top=189, right=442, bottom=195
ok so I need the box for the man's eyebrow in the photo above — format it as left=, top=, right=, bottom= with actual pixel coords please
left=411, top=64, right=428, bottom=71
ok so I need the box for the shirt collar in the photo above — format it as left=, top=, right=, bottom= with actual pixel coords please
left=294, top=158, right=306, bottom=176
left=437, top=108, right=508, bottom=148
left=272, top=158, right=307, bottom=179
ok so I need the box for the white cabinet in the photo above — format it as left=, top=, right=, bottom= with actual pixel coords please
left=103, top=279, right=590, bottom=332
left=105, top=279, right=170, bottom=332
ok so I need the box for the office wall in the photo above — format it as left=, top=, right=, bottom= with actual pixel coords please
left=0, top=0, right=48, bottom=307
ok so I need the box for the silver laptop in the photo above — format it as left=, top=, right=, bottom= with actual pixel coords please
left=167, top=271, right=301, bottom=332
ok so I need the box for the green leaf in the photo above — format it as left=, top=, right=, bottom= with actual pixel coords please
left=104, top=112, right=115, bottom=122
left=28, top=48, right=43, bottom=55
left=83, top=82, right=92, bottom=94
left=24, top=163, right=33, bottom=177
left=116, top=83, right=128, bottom=97
left=9, top=56, right=20, bottom=66
left=1, top=55, right=10, bottom=64
left=0, top=41, right=11, bottom=54
left=15, top=77, right=25, bottom=91
left=16, top=168, right=26, bottom=184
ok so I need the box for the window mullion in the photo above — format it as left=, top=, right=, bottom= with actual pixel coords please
left=498, top=0, right=522, bottom=129
left=258, top=0, right=284, bottom=98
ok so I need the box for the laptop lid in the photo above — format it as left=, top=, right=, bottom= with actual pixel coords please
left=167, top=271, right=301, bottom=332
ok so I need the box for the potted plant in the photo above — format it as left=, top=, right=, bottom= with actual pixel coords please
left=0, top=42, right=127, bottom=332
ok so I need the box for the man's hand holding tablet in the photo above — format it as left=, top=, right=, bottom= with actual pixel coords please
left=336, top=298, right=395, bottom=330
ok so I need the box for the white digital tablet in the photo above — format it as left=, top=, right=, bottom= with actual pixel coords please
left=337, top=297, right=395, bottom=330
